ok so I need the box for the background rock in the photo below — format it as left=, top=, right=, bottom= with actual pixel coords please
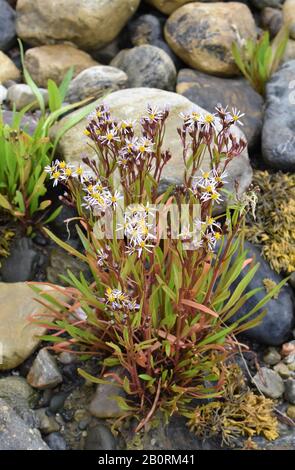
left=145, top=0, right=220, bottom=16
left=0, top=398, right=49, bottom=450
left=262, top=60, right=295, bottom=171
left=0, top=237, right=40, bottom=282
left=283, top=0, right=295, bottom=40
left=164, top=2, right=257, bottom=76
left=253, top=367, right=285, bottom=398
left=27, top=348, right=63, bottom=390
left=177, top=68, right=263, bottom=149
left=0, top=282, right=65, bottom=370
left=251, top=0, right=284, bottom=8
left=67, top=66, right=128, bottom=103
left=0, top=51, right=20, bottom=82
left=0, top=84, right=7, bottom=104
left=16, top=0, right=140, bottom=50
left=6, top=83, right=48, bottom=111
left=24, top=45, right=98, bottom=87
left=50, top=87, right=252, bottom=195
left=0, top=376, right=36, bottom=415
left=261, top=7, right=283, bottom=38
left=111, top=45, right=176, bottom=90
left=0, top=0, right=16, bottom=51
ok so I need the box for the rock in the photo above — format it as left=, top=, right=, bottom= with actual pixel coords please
left=27, top=348, right=63, bottom=390
left=0, top=84, right=7, bottom=104
left=0, top=282, right=66, bottom=370
left=164, top=2, right=257, bottom=76
left=273, top=362, right=293, bottom=378
left=66, top=66, right=128, bottom=103
left=284, top=352, right=295, bottom=365
left=84, top=423, right=117, bottom=450
left=281, top=341, right=295, bottom=357
left=111, top=45, right=177, bottom=91
left=34, top=408, right=61, bottom=434
left=1, top=109, right=38, bottom=135
left=176, top=68, right=263, bottom=149
left=44, top=432, right=67, bottom=450
left=46, top=247, right=89, bottom=285
left=58, top=352, right=76, bottom=365
left=283, top=0, right=295, bottom=40
left=263, top=347, right=282, bottom=365
left=251, top=0, right=284, bottom=9
left=262, top=60, right=295, bottom=171
left=0, top=237, right=39, bottom=282
left=253, top=367, right=285, bottom=398
left=0, top=51, right=20, bottom=82
left=283, top=39, right=295, bottom=62
left=229, top=242, right=294, bottom=346
left=16, top=0, right=140, bottom=50
left=49, top=392, right=68, bottom=414
left=89, top=373, right=126, bottom=419
left=0, top=377, right=36, bottom=415
left=145, top=0, right=218, bottom=16
left=24, top=45, right=98, bottom=88
left=284, top=378, right=295, bottom=404
left=286, top=405, right=295, bottom=420
left=50, top=87, right=252, bottom=196
left=6, top=83, right=48, bottom=111
left=0, top=0, right=16, bottom=51
left=0, top=398, right=49, bottom=450
left=261, top=7, right=283, bottom=38
left=128, top=14, right=180, bottom=66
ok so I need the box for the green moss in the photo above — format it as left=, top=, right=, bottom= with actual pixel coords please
left=245, top=170, right=295, bottom=273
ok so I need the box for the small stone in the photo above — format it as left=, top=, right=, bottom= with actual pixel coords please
left=284, top=378, right=295, bottom=404
left=74, top=409, right=88, bottom=422
left=84, top=423, right=117, bottom=450
left=66, top=66, right=128, bottom=103
left=35, top=408, right=61, bottom=434
left=281, top=341, right=295, bottom=357
left=284, top=352, right=295, bottom=365
left=0, top=398, right=49, bottom=450
left=273, top=362, right=292, bottom=379
left=58, top=352, right=76, bottom=365
left=27, top=348, right=63, bottom=390
left=286, top=405, right=295, bottom=420
left=111, top=45, right=177, bottom=91
left=0, top=84, right=7, bottom=104
left=0, top=0, right=16, bottom=51
left=261, top=7, right=283, bottom=38
left=0, top=50, right=20, bottom=82
left=0, top=237, right=39, bottom=282
left=6, top=83, right=48, bottom=111
left=49, top=392, right=68, bottom=413
left=263, top=347, right=282, bottom=365
left=89, top=373, right=126, bottom=419
left=24, top=45, right=98, bottom=88
left=44, top=432, right=67, bottom=450
left=253, top=367, right=285, bottom=398
left=164, top=2, right=257, bottom=76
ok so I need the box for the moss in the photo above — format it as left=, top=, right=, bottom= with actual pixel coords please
left=245, top=170, right=295, bottom=274
left=187, top=365, right=279, bottom=447
left=0, top=226, right=15, bottom=266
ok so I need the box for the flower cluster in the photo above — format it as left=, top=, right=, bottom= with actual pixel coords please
left=44, top=160, right=89, bottom=186
left=192, top=169, right=228, bottom=205
left=83, top=181, right=122, bottom=212
left=119, top=204, right=156, bottom=257
left=105, top=287, right=140, bottom=312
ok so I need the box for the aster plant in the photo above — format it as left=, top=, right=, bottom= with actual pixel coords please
left=34, top=104, right=285, bottom=432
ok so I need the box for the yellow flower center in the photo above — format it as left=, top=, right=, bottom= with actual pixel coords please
left=204, top=114, right=214, bottom=123
left=53, top=171, right=60, bottom=179
left=59, top=161, right=66, bottom=169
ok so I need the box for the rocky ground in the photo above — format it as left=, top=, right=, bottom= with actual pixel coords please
left=0, top=0, right=295, bottom=450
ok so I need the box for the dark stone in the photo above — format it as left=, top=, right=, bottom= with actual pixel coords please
left=260, top=7, right=283, bottom=38
left=111, top=45, right=177, bottom=91
left=177, top=68, right=264, bottom=149
left=0, top=237, right=39, bottom=282
left=229, top=242, right=294, bottom=346
left=1, top=109, right=38, bottom=135
left=44, top=432, right=67, bottom=450
left=251, top=0, right=284, bottom=9
left=47, top=203, right=78, bottom=241
left=262, top=60, right=295, bottom=171
left=285, top=378, right=295, bottom=404
left=0, top=0, right=16, bottom=52
left=84, top=422, right=117, bottom=450
left=49, top=392, right=68, bottom=413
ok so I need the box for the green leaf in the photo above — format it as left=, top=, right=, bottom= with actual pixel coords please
left=47, top=79, right=62, bottom=112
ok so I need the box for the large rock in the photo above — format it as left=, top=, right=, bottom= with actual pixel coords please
left=177, top=69, right=263, bottom=149
left=262, top=60, right=295, bottom=171
left=0, top=398, right=49, bottom=450
left=24, top=45, right=98, bottom=87
left=145, top=0, right=219, bottom=16
left=230, top=242, right=294, bottom=346
left=0, top=377, right=36, bottom=415
left=0, top=51, right=20, bottom=83
left=0, top=0, right=16, bottom=51
left=111, top=45, right=177, bottom=90
left=0, top=282, right=64, bottom=370
left=67, top=66, right=128, bottom=103
left=16, top=0, right=140, bottom=50
left=283, top=0, right=295, bottom=40
left=164, top=2, right=257, bottom=76
left=50, top=87, right=252, bottom=194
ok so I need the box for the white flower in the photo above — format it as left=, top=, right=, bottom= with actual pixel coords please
left=135, top=137, right=154, bottom=160
left=97, top=248, right=109, bottom=267
left=210, top=169, right=228, bottom=186
left=200, top=185, right=223, bottom=204
left=201, top=113, right=217, bottom=132
left=230, top=107, right=245, bottom=126
left=192, top=170, right=214, bottom=190
left=100, top=127, right=120, bottom=145
left=143, top=105, right=165, bottom=124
